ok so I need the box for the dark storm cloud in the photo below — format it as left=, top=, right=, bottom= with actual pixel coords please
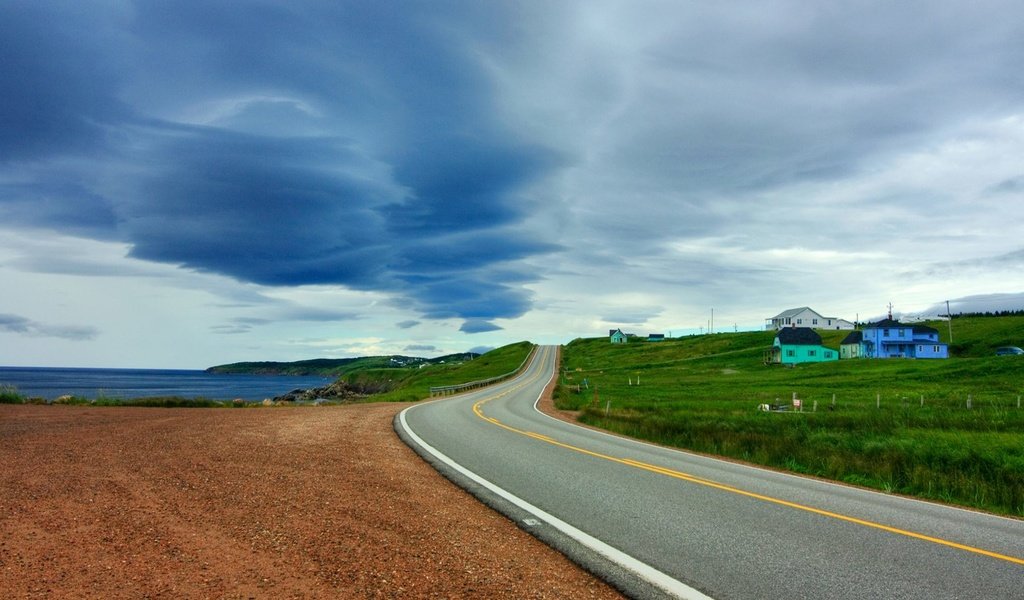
left=0, top=314, right=99, bottom=341
left=4, top=0, right=1024, bottom=340
left=0, top=3, right=130, bottom=162
left=0, top=1, right=560, bottom=333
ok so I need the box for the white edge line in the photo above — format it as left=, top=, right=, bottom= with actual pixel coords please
left=398, top=403, right=712, bottom=600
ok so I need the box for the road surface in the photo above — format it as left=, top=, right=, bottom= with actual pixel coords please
left=396, top=346, right=1024, bottom=599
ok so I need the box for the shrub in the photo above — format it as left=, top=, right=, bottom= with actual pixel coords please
left=0, top=384, right=24, bottom=404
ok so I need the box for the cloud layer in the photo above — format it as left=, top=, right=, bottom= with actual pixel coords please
left=2, top=1, right=1023, bottom=366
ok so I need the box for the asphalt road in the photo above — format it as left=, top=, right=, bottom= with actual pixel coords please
left=396, top=346, right=1024, bottom=599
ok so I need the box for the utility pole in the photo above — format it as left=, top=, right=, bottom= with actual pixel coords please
left=711, top=308, right=714, bottom=334
left=946, top=300, right=953, bottom=343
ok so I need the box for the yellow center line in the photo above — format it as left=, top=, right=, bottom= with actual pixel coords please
left=471, top=373, right=1024, bottom=567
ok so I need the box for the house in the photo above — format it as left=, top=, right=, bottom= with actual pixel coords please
left=647, top=333, right=665, bottom=342
left=839, top=330, right=864, bottom=359
left=860, top=319, right=948, bottom=359
left=609, top=329, right=628, bottom=344
left=766, top=307, right=855, bottom=331
left=768, top=327, right=839, bottom=364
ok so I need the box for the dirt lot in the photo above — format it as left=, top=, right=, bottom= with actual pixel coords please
left=0, top=403, right=623, bottom=599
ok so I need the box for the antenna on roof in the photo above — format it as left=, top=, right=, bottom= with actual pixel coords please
left=887, top=302, right=894, bottom=320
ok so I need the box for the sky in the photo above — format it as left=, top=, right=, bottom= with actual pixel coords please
left=2, top=1, right=1024, bottom=368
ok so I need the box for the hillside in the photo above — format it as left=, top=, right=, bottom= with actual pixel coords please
left=204, top=342, right=535, bottom=404
left=557, top=316, right=1024, bottom=516
left=206, top=352, right=479, bottom=376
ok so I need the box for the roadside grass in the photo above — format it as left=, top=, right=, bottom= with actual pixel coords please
left=367, top=341, right=534, bottom=402
left=559, top=318, right=1024, bottom=516
left=1, top=384, right=25, bottom=404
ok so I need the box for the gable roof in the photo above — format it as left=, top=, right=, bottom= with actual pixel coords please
left=912, top=324, right=939, bottom=335
left=775, top=327, right=823, bottom=345
left=771, top=306, right=819, bottom=319
left=840, top=330, right=863, bottom=345
left=864, top=318, right=905, bottom=329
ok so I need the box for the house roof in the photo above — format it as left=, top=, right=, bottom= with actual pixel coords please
left=775, top=327, right=823, bottom=345
left=840, top=330, right=863, bottom=345
left=770, top=306, right=818, bottom=319
left=864, top=318, right=905, bottom=329
left=609, top=328, right=625, bottom=337
left=648, top=333, right=665, bottom=338
left=912, top=324, right=939, bottom=335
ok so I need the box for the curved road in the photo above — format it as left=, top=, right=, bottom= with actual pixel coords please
left=396, top=346, right=1023, bottom=599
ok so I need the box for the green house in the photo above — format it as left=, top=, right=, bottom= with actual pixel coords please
left=770, top=327, right=838, bottom=364
left=609, top=328, right=628, bottom=344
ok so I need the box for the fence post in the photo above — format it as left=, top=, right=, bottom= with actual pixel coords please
left=877, top=393, right=880, bottom=409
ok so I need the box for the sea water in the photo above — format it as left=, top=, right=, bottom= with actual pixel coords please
left=0, top=366, right=332, bottom=401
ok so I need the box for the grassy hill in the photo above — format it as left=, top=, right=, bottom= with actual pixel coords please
left=558, top=316, right=1024, bottom=516
left=367, top=341, right=534, bottom=402
left=210, top=342, right=535, bottom=403
left=206, top=353, right=478, bottom=376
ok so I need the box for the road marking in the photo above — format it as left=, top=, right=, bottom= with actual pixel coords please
left=399, top=400, right=711, bottom=600
left=472, top=370, right=1024, bottom=568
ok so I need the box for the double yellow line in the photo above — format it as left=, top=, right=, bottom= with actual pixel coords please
left=471, top=380, right=1024, bottom=567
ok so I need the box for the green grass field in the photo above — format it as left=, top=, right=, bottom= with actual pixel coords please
left=360, top=341, right=534, bottom=402
left=557, top=317, right=1024, bottom=516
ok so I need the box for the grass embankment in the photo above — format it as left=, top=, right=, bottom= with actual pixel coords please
left=369, top=341, right=534, bottom=402
left=557, top=317, right=1024, bottom=516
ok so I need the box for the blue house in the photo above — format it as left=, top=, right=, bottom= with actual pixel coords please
left=860, top=319, right=948, bottom=359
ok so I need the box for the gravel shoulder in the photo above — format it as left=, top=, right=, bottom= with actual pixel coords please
left=0, top=403, right=623, bottom=599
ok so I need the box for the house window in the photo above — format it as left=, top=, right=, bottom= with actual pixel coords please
left=898, top=329, right=905, bottom=337
left=934, top=345, right=939, bottom=352
left=797, top=319, right=803, bottom=324
left=883, top=329, right=889, bottom=335
left=785, top=317, right=791, bottom=324
left=812, top=318, right=818, bottom=325
left=918, top=345, right=923, bottom=353
left=808, top=349, right=816, bottom=357
left=786, top=350, right=795, bottom=357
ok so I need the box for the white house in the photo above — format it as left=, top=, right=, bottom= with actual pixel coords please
left=766, top=307, right=854, bottom=331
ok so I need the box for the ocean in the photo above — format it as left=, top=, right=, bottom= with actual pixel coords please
left=0, top=367, right=333, bottom=401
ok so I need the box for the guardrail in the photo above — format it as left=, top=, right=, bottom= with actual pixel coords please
left=428, top=345, right=536, bottom=397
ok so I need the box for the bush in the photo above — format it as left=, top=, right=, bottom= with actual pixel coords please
left=0, top=384, right=24, bottom=404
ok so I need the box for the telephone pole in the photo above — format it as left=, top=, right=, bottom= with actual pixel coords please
left=945, top=300, right=953, bottom=343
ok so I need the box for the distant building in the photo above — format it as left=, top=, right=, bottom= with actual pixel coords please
left=609, top=329, right=628, bottom=344
left=768, top=327, right=839, bottom=364
left=860, top=319, right=948, bottom=359
left=766, top=307, right=854, bottom=331
left=647, top=333, right=665, bottom=342
left=839, top=330, right=864, bottom=359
